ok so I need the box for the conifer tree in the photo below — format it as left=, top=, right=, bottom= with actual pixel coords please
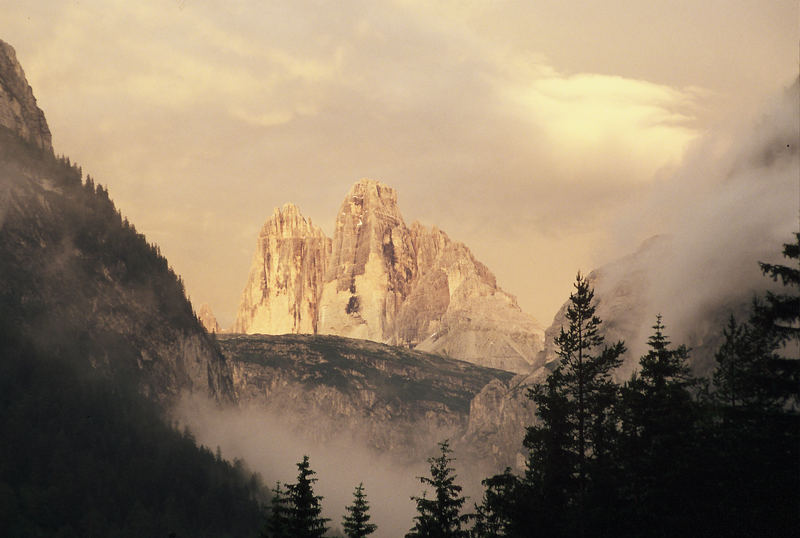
left=288, top=456, right=329, bottom=538
left=707, top=234, right=800, bottom=536
left=472, top=469, right=523, bottom=538
left=525, top=272, right=625, bottom=535
left=621, top=314, right=696, bottom=445
left=713, top=316, right=760, bottom=412
left=522, top=369, right=573, bottom=536
left=262, top=482, right=291, bottom=538
left=618, top=315, right=699, bottom=533
left=343, top=483, right=377, bottom=538
left=714, top=235, right=800, bottom=413
left=754, top=232, right=800, bottom=346
left=406, top=440, right=470, bottom=538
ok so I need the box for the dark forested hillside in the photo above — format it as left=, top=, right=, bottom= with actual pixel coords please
left=0, top=323, right=267, bottom=537
left=0, top=127, right=270, bottom=535
left=0, top=126, right=232, bottom=400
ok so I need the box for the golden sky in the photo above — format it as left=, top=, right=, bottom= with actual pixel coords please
left=2, top=0, right=798, bottom=326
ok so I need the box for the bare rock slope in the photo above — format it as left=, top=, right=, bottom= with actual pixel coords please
left=233, top=203, right=330, bottom=334
left=0, top=40, right=51, bottom=151
left=235, top=179, right=544, bottom=373
left=197, top=303, right=222, bottom=334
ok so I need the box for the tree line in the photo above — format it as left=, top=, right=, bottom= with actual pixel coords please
left=261, top=233, right=799, bottom=537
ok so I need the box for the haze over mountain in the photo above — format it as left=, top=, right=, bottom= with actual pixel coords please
left=0, top=38, right=233, bottom=402
left=0, top=37, right=541, bottom=535
left=464, top=78, right=800, bottom=463
left=1, top=21, right=797, bottom=536
left=234, top=179, right=545, bottom=373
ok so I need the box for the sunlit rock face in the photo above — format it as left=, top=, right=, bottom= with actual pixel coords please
left=233, top=203, right=331, bottom=335
left=319, top=179, right=416, bottom=341
left=235, top=179, right=544, bottom=373
left=0, top=40, right=51, bottom=151
left=406, top=223, right=545, bottom=373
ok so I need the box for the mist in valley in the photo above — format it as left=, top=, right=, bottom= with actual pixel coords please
left=0, top=3, right=797, bottom=535
left=172, top=394, right=490, bottom=537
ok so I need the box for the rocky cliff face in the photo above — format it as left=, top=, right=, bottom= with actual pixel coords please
left=235, top=179, right=544, bottom=373
left=219, top=333, right=517, bottom=466
left=233, top=204, right=330, bottom=334
left=0, top=40, right=51, bottom=152
left=319, top=180, right=416, bottom=342
left=463, top=367, right=550, bottom=470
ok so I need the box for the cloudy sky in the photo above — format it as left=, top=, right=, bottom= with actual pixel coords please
left=2, top=0, right=797, bottom=326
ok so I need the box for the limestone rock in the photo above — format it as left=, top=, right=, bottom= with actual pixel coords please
left=409, top=224, right=544, bottom=372
left=197, top=303, right=222, bottom=333
left=235, top=179, right=544, bottom=373
left=233, top=203, right=330, bottom=334
left=319, top=179, right=416, bottom=341
left=0, top=40, right=51, bottom=151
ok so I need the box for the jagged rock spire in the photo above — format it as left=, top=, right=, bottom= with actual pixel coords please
left=234, top=180, right=544, bottom=373
left=233, top=203, right=331, bottom=334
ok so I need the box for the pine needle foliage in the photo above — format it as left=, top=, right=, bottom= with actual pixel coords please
left=343, top=483, right=377, bottom=538
left=288, top=456, right=330, bottom=538
left=406, top=440, right=470, bottom=538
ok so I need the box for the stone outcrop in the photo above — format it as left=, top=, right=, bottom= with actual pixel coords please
left=234, top=179, right=544, bottom=373
left=197, top=303, right=222, bottom=333
left=233, top=203, right=331, bottom=334
left=464, top=367, right=549, bottom=470
left=318, top=180, right=416, bottom=341
left=0, top=39, right=51, bottom=151
left=219, top=333, right=516, bottom=467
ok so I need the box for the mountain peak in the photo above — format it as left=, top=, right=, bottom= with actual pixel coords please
left=262, top=203, right=325, bottom=240
left=235, top=180, right=544, bottom=373
left=233, top=203, right=331, bottom=334
left=351, top=177, right=395, bottom=192
left=0, top=39, right=52, bottom=151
